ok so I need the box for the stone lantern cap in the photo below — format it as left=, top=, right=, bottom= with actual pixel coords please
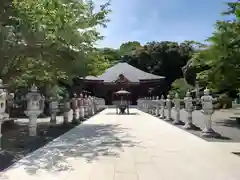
left=26, top=84, right=41, bottom=101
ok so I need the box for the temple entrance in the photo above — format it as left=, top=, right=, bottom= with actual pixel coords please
left=73, top=62, right=165, bottom=105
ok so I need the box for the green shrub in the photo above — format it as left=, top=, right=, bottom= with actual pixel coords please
left=169, top=78, right=190, bottom=99
left=215, top=93, right=232, bottom=109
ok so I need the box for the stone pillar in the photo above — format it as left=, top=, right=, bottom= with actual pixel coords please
left=155, top=96, right=160, bottom=116
left=91, top=97, right=95, bottom=115
left=183, top=91, right=195, bottom=129
left=6, top=93, right=14, bottom=114
left=151, top=96, right=155, bottom=114
left=0, top=80, right=9, bottom=151
left=143, top=97, right=146, bottom=112
left=24, top=84, right=42, bottom=136
left=50, top=100, right=58, bottom=126
left=78, top=93, right=85, bottom=121
left=146, top=97, right=149, bottom=112
left=84, top=95, right=89, bottom=118
left=116, top=104, right=118, bottom=114
left=63, top=95, right=71, bottom=124
left=71, top=93, right=80, bottom=124
left=146, top=97, right=149, bottom=113
left=88, top=96, right=93, bottom=116
left=201, top=88, right=219, bottom=137
left=160, top=95, right=165, bottom=119
left=172, top=93, right=182, bottom=125
left=166, top=94, right=173, bottom=121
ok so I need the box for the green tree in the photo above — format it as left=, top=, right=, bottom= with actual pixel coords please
left=125, top=41, right=195, bottom=93
left=169, top=78, right=190, bottom=98
left=191, top=1, right=240, bottom=96
left=119, top=41, right=141, bottom=55
left=98, top=48, right=121, bottom=65
left=0, top=0, right=111, bottom=89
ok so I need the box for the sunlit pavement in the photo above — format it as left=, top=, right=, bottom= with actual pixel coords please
left=1, top=108, right=240, bottom=180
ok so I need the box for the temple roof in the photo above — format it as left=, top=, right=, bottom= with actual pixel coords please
left=85, top=63, right=165, bottom=83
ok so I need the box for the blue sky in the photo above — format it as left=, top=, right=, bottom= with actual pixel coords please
left=95, top=0, right=234, bottom=48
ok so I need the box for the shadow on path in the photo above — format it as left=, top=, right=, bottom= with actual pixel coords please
left=5, top=123, right=140, bottom=175
left=0, top=122, right=76, bottom=171
left=214, top=119, right=240, bottom=129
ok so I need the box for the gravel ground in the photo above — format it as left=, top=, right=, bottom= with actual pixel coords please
left=149, top=108, right=240, bottom=142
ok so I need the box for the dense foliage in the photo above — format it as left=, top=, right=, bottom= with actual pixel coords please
left=100, top=40, right=195, bottom=94
left=0, top=0, right=111, bottom=90
left=1, top=0, right=239, bottom=102
left=190, top=1, right=240, bottom=98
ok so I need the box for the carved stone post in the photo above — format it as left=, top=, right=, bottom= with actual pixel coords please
left=91, top=97, right=95, bottom=115
left=88, top=96, right=93, bottom=116
left=0, top=79, right=9, bottom=151
left=78, top=93, right=85, bottom=121
left=71, top=93, right=80, bottom=124
left=151, top=96, right=155, bottom=114
left=160, top=95, right=165, bottom=119
left=147, top=97, right=151, bottom=113
left=155, top=96, right=160, bottom=116
left=24, top=85, right=42, bottom=136
left=183, top=91, right=195, bottom=129
left=166, top=94, right=173, bottom=121
left=172, top=93, right=183, bottom=125
left=144, top=97, right=147, bottom=112
left=49, top=99, right=58, bottom=126
left=63, top=95, right=71, bottom=124
left=84, top=95, right=89, bottom=118
left=201, top=88, right=219, bottom=137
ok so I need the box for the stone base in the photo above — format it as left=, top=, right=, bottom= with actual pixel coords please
left=183, top=122, right=195, bottom=130
left=201, top=128, right=220, bottom=138
left=166, top=117, right=173, bottom=121
left=79, top=117, right=85, bottom=122
left=50, top=119, right=57, bottom=127
left=72, top=119, right=81, bottom=125
left=172, top=120, right=184, bottom=125
left=159, top=115, right=166, bottom=119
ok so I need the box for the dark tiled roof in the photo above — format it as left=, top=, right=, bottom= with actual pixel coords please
left=85, top=63, right=165, bottom=82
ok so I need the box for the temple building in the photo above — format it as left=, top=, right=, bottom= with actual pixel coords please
left=72, top=63, right=165, bottom=105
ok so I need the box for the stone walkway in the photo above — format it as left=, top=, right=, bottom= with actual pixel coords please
left=1, top=108, right=240, bottom=180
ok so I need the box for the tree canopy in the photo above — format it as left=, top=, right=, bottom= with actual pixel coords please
left=1, top=0, right=239, bottom=100
left=0, top=0, right=111, bottom=89
left=190, top=1, right=240, bottom=97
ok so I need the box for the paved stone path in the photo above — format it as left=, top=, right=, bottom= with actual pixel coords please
left=1, top=108, right=240, bottom=180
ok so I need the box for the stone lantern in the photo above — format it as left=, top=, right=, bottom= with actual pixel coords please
left=49, top=98, right=59, bottom=126
left=71, top=93, right=80, bottom=124
left=166, top=94, right=172, bottom=121
left=78, top=93, right=85, bottom=121
left=183, top=91, right=195, bottom=129
left=63, top=93, right=71, bottom=124
left=201, top=88, right=219, bottom=137
left=24, top=84, right=42, bottom=136
left=0, top=80, right=8, bottom=118
left=87, top=95, right=93, bottom=116
left=84, top=95, right=89, bottom=118
left=173, top=93, right=183, bottom=125
left=0, top=79, right=9, bottom=151
left=159, top=95, right=165, bottom=119
left=155, top=96, right=160, bottom=116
